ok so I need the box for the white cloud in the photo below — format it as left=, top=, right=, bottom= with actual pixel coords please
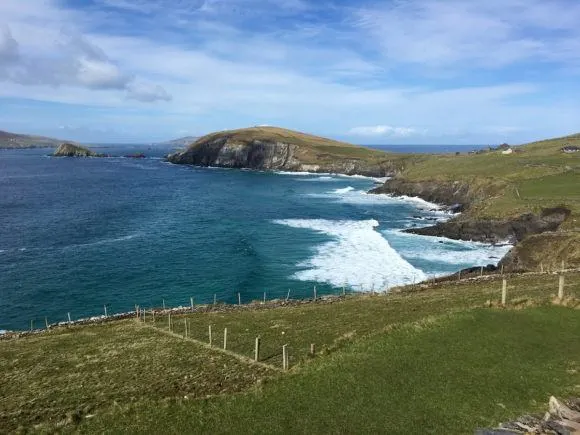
left=126, top=81, right=172, bottom=102
left=349, top=125, right=418, bottom=137
left=0, top=26, right=19, bottom=63
left=353, top=0, right=580, bottom=69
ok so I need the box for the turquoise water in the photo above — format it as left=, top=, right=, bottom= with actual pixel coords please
left=0, top=146, right=510, bottom=330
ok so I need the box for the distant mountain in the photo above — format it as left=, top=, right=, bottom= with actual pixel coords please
left=0, top=130, right=70, bottom=149
left=155, top=136, right=199, bottom=147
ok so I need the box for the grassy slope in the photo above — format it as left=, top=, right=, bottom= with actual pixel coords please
left=1, top=272, right=579, bottom=433
left=0, top=130, right=64, bottom=149
left=187, top=126, right=421, bottom=168
left=400, top=133, right=580, bottom=223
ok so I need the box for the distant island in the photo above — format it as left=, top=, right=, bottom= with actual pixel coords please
left=53, top=143, right=100, bottom=157
left=0, top=130, right=68, bottom=149
left=155, top=136, right=199, bottom=147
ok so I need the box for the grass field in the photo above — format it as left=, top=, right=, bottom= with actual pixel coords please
left=1, top=272, right=578, bottom=433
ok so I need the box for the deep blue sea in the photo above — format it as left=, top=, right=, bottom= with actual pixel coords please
left=0, top=144, right=508, bottom=331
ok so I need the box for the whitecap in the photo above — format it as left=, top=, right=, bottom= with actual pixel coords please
left=384, top=230, right=512, bottom=266
left=332, top=186, right=355, bottom=194
left=273, top=219, right=426, bottom=291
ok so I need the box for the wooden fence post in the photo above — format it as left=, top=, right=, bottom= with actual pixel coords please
left=30, top=320, right=34, bottom=331
left=254, top=337, right=261, bottom=362
left=310, top=343, right=316, bottom=357
left=104, top=305, right=108, bottom=317
left=238, top=292, right=241, bottom=306
left=209, top=325, right=212, bottom=346
left=223, top=328, right=228, bottom=350
left=67, top=312, right=71, bottom=323
left=501, top=279, right=507, bottom=306
left=263, top=292, right=266, bottom=304
left=480, top=266, right=484, bottom=276
left=313, top=286, right=317, bottom=301
left=561, top=260, right=565, bottom=272
left=282, top=344, right=288, bottom=370
left=45, top=316, right=49, bottom=329
left=286, top=289, right=290, bottom=302
left=190, top=297, right=194, bottom=312
left=558, top=275, right=565, bottom=299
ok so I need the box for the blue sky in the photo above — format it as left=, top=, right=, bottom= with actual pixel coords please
left=1, top=0, right=580, bottom=144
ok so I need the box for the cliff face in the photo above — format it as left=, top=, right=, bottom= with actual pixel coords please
left=166, top=127, right=407, bottom=177
left=370, top=179, right=473, bottom=210
left=53, top=143, right=98, bottom=157
left=407, top=207, right=571, bottom=244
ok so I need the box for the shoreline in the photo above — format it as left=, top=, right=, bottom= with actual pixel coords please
left=3, top=267, right=577, bottom=336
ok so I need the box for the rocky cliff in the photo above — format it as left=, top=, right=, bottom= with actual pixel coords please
left=53, top=143, right=98, bottom=157
left=166, top=126, right=411, bottom=177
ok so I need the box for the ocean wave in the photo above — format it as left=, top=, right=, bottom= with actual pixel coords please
left=384, top=230, right=512, bottom=266
left=332, top=186, right=356, bottom=194
left=273, top=170, right=387, bottom=183
left=273, top=218, right=426, bottom=291
left=62, top=233, right=141, bottom=251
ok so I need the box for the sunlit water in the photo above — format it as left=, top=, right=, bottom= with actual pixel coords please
left=0, top=145, right=509, bottom=330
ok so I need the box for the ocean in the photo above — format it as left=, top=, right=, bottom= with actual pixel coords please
left=0, top=144, right=508, bottom=330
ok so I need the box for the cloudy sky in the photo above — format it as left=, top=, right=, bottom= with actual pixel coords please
left=1, top=0, right=579, bottom=144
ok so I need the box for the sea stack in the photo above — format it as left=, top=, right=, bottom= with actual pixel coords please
left=53, top=143, right=98, bottom=157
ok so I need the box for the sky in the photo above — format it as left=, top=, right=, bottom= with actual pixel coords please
left=1, top=0, right=580, bottom=144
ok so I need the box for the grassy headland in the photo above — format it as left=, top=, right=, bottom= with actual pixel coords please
left=0, top=130, right=65, bottom=149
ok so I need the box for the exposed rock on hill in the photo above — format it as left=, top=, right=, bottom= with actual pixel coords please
left=407, top=207, right=571, bottom=244
left=166, top=126, right=412, bottom=177
left=53, top=143, right=98, bottom=157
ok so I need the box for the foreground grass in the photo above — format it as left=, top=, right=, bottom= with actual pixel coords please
left=83, top=307, right=580, bottom=434
left=0, top=322, right=274, bottom=432
left=1, top=272, right=578, bottom=433
left=156, top=272, right=580, bottom=368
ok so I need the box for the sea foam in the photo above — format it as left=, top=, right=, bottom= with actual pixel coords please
left=273, top=219, right=426, bottom=291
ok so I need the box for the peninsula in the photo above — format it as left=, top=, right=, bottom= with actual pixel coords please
left=166, top=126, right=417, bottom=177
left=0, top=129, right=65, bottom=149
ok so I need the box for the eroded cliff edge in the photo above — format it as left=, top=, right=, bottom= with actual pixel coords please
left=166, top=126, right=414, bottom=177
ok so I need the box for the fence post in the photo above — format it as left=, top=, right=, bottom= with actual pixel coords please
left=254, top=337, right=261, bottom=362
left=184, top=319, right=188, bottom=338
left=286, top=289, right=291, bottom=302
left=501, top=264, right=504, bottom=275
left=501, top=279, right=507, bottom=306
left=558, top=275, right=565, bottom=299
left=223, top=328, right=228, bottom=350
left=480, top=266, right=484, bottom=276
left=282, top=344, right=288, bottom=370
left=67, top=312, right=71, bottom=324
left=190, top=297, right=194, bottom=312
left=45, top=316, right=49, bottom=329
left=209, top=325, right=212, bottom=346
left=30, top=320, right=34, bottom=331
left=238, top=292, right=241, bottom=306
left=310, top=343, right=316, bottom=357
left=162, top=299, right=166, bottom=310
left=561, top=260, right=565, bottom=272
left=168, top=313, right=172, bottom=331
left=263, top=292, right=266, bottom=304
left=313, top=286, right=317, bottom=301
left=104, top=305, right=108, bottom=318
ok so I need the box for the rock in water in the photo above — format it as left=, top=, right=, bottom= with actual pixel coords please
left=53, top=143, right=98, bottom=157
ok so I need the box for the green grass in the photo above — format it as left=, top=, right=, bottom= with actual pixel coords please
left=0, top=321, right=274, bottom=432
left=1, top=272, right=578, bottom=432
left=82, top=307, right=580, bottom=434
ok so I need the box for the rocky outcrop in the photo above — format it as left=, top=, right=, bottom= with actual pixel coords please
left=370, top=179, right=473, bottom=210
left=475, top=396, right=580, bottom=434
left=53, top=143, right=98, bottom=157
left=407, top=207, right=571, bottom=244
left=499, top=230, right=580, bottom=272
